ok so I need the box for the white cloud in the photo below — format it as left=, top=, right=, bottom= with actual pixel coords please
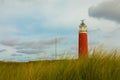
left=0, top=0, right=92, bottom=41
left=103, top=27, right=120, bottom=48
left=88, top=28, right=120, bottom=48
left=0, top=0, right=91, bottom=27
left=88, top=0, right=120, bottom=23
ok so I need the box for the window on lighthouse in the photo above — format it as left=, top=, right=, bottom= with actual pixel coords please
left=80, top=26, right=87, bottom=32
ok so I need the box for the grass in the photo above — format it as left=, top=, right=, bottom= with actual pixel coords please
left=0, top=48, right=120, bottom=80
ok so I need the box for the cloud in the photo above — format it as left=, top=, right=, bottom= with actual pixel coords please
left=0, top=40, right=20, bottom=46
left=88, top=28, right=120, bottom=48
left=0, top=0, right=88, bottom=27
left=0, top=24, right=20, bottom=39
left=103, top=27, right=120, bottom=39
left=88, top=0, right=120, bottom=23
left=88, top=28, right=116, bottom=47
left=0, top=36, right=65, bottom=54
left=11, top=54, right=22, bottom=56
left=16, top=49, right=44, bottom=54
left=0, top=0, right=88, bottom=41
left=0, top=49, right=6, bottom=52
left=102, top=27, right=120, bottom=47
left=0, top=36, right=65, bottom=47
left=41, top=37, right=65, bottom=45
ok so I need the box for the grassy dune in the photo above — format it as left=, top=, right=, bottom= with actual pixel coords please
left=0, top=48, right=120, bottom=80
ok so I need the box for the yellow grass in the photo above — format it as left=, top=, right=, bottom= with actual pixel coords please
left=0, top=48, right=120, bottom=80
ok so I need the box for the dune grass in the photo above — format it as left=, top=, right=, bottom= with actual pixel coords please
left=0, top=48, right=120, bottom=80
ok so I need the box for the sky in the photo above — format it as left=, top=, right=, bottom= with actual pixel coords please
left=0, top=0, right=120, bottom=62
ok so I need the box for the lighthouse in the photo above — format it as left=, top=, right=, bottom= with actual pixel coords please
left=78, top=20, right=88, bottom=57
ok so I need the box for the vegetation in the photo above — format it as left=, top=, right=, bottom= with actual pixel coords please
left=0, top=48, right=120, bottom=80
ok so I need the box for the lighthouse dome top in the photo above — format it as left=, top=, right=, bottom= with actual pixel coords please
left=81, top=20, right=85, bottom=26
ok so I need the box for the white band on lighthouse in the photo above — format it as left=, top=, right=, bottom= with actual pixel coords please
left=80, top=32, right=87, bottom=33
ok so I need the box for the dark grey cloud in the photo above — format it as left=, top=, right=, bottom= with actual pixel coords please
left=0, top=40, right=20, bottom=46
left=0, top=37, right=65, bottom=47
left=11, top=54, right=22, bottom=56
left=0, top=36, right=65, bottom=54
left=88, top=0, right=120, bottom=23
left=0, top=49, right=6, bottom=52
left=16, top=49, right=44, bottom=54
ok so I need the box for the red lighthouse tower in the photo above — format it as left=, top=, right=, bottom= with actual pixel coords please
left=78, top=20, right=88, bottom=57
